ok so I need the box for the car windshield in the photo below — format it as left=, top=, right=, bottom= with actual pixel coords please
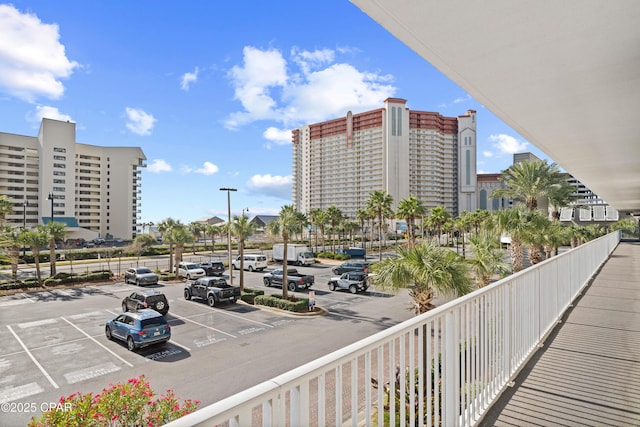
left=186, top=264, right=198, bottom=270
left=137, top=268, right=152, bottom=274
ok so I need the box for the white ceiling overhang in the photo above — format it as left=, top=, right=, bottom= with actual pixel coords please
left=350, top=0, right=640, bottom=214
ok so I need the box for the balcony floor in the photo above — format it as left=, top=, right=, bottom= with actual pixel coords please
left=480, top=241, right=640, bottom=426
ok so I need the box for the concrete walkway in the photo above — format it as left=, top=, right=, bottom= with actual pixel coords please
left=480, top=241, right=640, bottom=426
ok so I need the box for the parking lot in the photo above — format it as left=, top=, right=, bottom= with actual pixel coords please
left=0, top=264, right=413, bottom=425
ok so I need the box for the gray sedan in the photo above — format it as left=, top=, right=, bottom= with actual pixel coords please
left=124, top=267, right=159, bottom=286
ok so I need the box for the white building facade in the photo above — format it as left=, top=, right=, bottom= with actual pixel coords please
left=292, top=98, right=476, bottom=220
left=0, top=118, right=146, bottom=240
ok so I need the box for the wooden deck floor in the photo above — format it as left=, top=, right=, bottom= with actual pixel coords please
left=480, top=241, right=640, bottom=426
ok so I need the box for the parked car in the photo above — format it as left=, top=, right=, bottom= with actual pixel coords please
left=122, top=289, right=169, bottom=315
left=263, top=268, right=315, bottom=291
left=199, top=261, right=225, bottom=276
left=105, top=309, right=171, bottom=351
left=232, top=254, right=268, bottom=272
left=124, top=267, right=159, bottom=286
left=177, top=261, right=206, bottom=279
left=328, top=271, right=369, bottom=293
left=331, top=261, right=370, bottom=275
left=184, top=277, right=241, bottom=307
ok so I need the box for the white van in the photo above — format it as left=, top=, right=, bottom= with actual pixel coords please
left=232, top=254, right=268, bottom=272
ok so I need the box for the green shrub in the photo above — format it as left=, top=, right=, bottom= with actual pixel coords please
left=241, top=287, right=265, bottom=304
left=254, top=294, right=308, bottom=312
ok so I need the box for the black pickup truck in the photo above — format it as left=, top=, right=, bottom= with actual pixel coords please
left=263, top=268, right=315, bottom=292
left=184, top=277, right=241, bottom=307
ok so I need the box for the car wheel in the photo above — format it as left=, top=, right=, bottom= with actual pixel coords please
left=248, top=265, right=254, bottom=272
left=349, top=285, right=357, bottom=294
left=231, top=298, right=237, bottom=303
left=184, top=289, right=191, bottom=300
left=127, top=336, right=136, bottom=351
left=136, top=279, right=141, bottom=286
left=329, top=283, right=336, bottom=291
left=187, top=274, right=192, bottom=280
left=263, top=278, right=271, bottom=287
left=288, top=282, right=296, bottom=292
left=124, top=276, right=129, bottom=284
left=232, top=264, right=236, bottom=270
left=207, top=295, right=216, bottom=307
left=105, top=326, right=112, bottom=340
left=122, top=302, right=128, bottom=312
left=332, top=268, right=339, bottom=275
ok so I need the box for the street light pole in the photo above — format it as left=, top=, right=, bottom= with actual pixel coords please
left=47, top=192, right=54, bottom=223
left=220, top=187, right=237, bottom=285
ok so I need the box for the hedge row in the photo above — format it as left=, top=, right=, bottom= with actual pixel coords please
left=0, top=270, right=113, bottom=291
left=254, top=293, right=309, bottom=312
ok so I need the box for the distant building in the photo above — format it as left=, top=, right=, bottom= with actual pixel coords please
left=194, top=216, right=225, bottom=226
left=0, top=118, right=146, bottom=240
left=250, top=215, right=279, bottom=233
left=292, top=98, right=477, bottom=221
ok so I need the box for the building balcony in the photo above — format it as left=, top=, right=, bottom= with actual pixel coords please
left=165, top=232, right=625, bottom=427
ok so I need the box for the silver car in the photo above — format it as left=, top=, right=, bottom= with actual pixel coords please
left=124, top=267, right=159, bottom=286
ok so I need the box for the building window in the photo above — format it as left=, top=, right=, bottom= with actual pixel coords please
left=53, top=163, right=65, bottom=168
left=53, top=155, right=66, bottom=161
left=54, top=147, right=66, bottom=153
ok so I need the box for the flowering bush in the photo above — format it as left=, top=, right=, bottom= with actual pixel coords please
left=29, top=375, right=199, bottom=427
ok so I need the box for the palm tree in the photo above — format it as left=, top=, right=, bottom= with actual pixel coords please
left=308, top=208, right=324, bottom=253
left=325, top=205, right=343, bottom=252
left=372, top=240, right=472, bottom=314
left=169, top=222, right=193, bottom=268
left=366, top=190, right=393, bottom=261
left=521, top=210, right=552, bottom=265
left=315, top=210, right=328, bottom=252
left=469, top=209, right=491, bottom=235
left=188, top=222, right=204, bottom=254
left=467, top=231, right=510, bottom=287
left=0, top=195, right=14, bottom=228
left=491, top=204, right=531, bottom=272
left=45, top=221, right=66, bottom=276
left=267, top=205, right=304, bottom=300
left=491, top=160, right=564, bottom=211
left=0, top=226, right=22, bottom=280
left=20, top=226, right=50, bottom=286
left=396, top=195, right=426, bottom=244
left=230, top=215, right=257, bottom=292
left=429, top=206, right=450, bottom=246
left=547, top=178, right=577, bottom=221
left=205, top=224, right=221, bottom=254
left=157, top=218, right=178, bottom=274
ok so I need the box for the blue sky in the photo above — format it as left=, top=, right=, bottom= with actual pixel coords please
left=0, top=1, right=550, bottom=225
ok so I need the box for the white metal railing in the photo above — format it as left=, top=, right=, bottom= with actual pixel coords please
left=165, top=231, right=620, bottom=427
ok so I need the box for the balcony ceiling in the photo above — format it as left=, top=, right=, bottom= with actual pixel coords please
left=351, top=0, right=640, bottom=214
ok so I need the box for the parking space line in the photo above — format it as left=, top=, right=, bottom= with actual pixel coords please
left=6, top=325, right=59, bottom=389
left=60, top=317, right=134, bottom=368
left=169, top=312, right=236, bottom=338
left=174, top=299, right=273, bottom=328
left=169, top=340, right=191, bottom=352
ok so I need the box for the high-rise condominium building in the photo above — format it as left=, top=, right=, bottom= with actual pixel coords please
left=0, top=118, right=146, bottom=240
left=292, top=98, right=477, bottom=220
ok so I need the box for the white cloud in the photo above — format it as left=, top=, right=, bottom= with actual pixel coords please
left=489, top=134, right=529, bottom=154
left=247, top=174, right=292, bottom=200
left=263, top=127, right=292, bottom=147
left=147, top=159, right=172, bottom=173
left=0, top=4, right=79, bottom=102
left=482, top=151, right=493, bottom=158
left=224, top=46, right=395, bottom=130
left=26, top=105, right=73, bottom=124
left=125, top=107, right=156, bottom=135
left=180, top=67, right=199, bottom=91
left=195, top=161, right=219, bottom=175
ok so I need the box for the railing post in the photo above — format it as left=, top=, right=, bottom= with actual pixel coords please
left=444, top=309, right=457, bottom=425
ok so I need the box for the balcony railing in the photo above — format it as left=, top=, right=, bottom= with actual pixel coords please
left=166, top=231, right=620, bottom=427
